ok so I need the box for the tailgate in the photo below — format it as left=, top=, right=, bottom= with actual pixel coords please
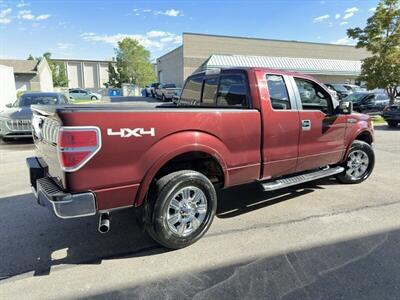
left=31, top=106, right=65, bottom=189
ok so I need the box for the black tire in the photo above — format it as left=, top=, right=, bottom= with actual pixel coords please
left=161, top=94, right=166, bottom=102
left=151, top=92, right=155, bottom=98
left=145, top=91, right=149, bottom=97
left=91, top=96, right=97, bottom=100
left=388, top=121, right=398, bottom=128
left=143, top=170, right=217, bottom=249
left=336, top=140, right=375, bottom=184
left=0, top=136, right=10, bottom=143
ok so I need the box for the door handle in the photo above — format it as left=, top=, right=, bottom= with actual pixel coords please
left=301, top=120, right=311, bottom=131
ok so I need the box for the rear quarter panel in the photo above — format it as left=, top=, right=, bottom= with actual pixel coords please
left=59, top=108, right=261, bottom=209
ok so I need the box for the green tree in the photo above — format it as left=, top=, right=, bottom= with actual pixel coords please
left=107, top=38, right=156, bottom=88
left=39, top=52, right=68, bottom=87
left=104, top=62, right=120, bottom=88
left=27, top=54, right=34, bottom=60
left=347, top=0, right=400, bottom=104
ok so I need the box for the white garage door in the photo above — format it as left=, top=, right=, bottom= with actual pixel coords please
left=67, top=63, right=82, bottom=88
left=99, top=63, right=109, bottom=88
left=84, top=63, right=98, bottom=88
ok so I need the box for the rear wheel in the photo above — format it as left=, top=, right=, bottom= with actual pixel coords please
left=336, top=140, right=375, bottom=184
left=143, top=170, right=217, bottom=249
left=388, top=121, right=398, bottom=128
left=91, top=96, right=97, bottom=100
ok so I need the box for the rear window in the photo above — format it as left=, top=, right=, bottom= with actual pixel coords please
left=216, top=74, right=248, bottom=107
left=180, top=75, right=203, bottom=106
left=202, top=77, right=218, bottom=105
left=18, top=95, right=59, bottom=107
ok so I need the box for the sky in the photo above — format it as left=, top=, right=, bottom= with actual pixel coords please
left=0, top=0, right=380, bottom=62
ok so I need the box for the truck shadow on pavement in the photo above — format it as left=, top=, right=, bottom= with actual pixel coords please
left=217, top=178, right=338, bottom=219
left=0, top=178, right=339, bottom=280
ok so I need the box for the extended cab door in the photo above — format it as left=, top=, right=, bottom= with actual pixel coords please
left=261, top=73, right=300, bottom=179
left=291, top=77, right=347, bottom=172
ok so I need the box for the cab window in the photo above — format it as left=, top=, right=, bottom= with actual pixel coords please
left=294, top=78, right=332, bottom=114
left=180, top=75, right=203, bottom=106
left=216, top=74, right=248, bottom=107
left=266, top=74, right=291, bottom=110
left=201, top=77, right=218, bottom=105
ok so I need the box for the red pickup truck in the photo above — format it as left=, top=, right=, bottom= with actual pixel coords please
left=27, top=68, right=375, bottom=249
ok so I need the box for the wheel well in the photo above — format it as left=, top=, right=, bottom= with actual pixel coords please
left=154, top=152, right=224, bottom=187
left=355, top=131, right=373, bottom=145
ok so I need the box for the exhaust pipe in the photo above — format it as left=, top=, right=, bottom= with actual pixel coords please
left=98, top=212, right=110, bottom=233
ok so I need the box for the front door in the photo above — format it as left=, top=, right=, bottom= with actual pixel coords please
left=292, top=77, right=347, bottom=172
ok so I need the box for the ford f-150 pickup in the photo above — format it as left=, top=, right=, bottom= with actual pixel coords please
left=27, top=67, right=375, bottom=249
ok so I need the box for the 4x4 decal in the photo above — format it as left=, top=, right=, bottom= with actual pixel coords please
left=107, top=128, right=155, bottom=138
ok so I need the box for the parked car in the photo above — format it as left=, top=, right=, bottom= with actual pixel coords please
left=156, top=83, right=181, bottom=101
left=0, top=92, right=69, bottom=141
left=144, top=85, right=152, bottom=97
left=344, top=92, right=390, bottom=115
left=323, top=84, right=338, bottom=100
left=324, top=83, right=351, bottom=99
left=27, top=67, right=375, bottom=249
left=148, top=83, right=160, bottom=98
left=343, top=84, right=366, bottom=93
left=382, top=105, right=400, bottom=128
left=69, top=89, right=102, bottom=100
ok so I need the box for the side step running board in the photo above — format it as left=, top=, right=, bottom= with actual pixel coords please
left=261, top=166, right=345, bottom=191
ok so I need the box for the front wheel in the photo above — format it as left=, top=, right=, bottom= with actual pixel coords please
left=91, top=96, right=97, bottom=100
left=336, top=140, right=375, bottom=184
left=144, top=170, right=217, bottom=249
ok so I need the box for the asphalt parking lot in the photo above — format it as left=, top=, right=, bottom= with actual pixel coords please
left=0, top=124, right=399, bottom=299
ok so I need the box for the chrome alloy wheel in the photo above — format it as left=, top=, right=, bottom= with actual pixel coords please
left=166, top=186, right=208, bottom=237
left=346, top=149, right=369, bottom=179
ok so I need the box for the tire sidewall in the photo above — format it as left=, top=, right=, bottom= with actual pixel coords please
left=152, top=172, right=217, bottom=249
left=341, top=141, right=375, bottom=184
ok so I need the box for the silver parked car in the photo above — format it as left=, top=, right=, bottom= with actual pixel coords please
left=156, top=84, right=182, bottom=101
left=0, top=92, right=69, bottom=141
left=69, top=88, right=102, bottom=100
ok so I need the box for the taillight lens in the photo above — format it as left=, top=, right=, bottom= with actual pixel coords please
left=57, top=127, right=101, bottom=172
left=58, top=130, right=98, bottom=148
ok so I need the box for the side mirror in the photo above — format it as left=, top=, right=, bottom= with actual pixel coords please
left=5, top=103, right=12, bottom=108
left=339, top=101, right=353, bottom=114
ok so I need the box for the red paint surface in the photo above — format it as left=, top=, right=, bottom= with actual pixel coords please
left=36, top=68, right=373, bottom=210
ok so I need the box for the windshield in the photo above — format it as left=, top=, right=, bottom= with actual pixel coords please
left=344, top=93, right=369, bottom=102
left=17, top=94, right=59, bottom=107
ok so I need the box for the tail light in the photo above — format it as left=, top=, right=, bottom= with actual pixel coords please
left=57, top=127, right=101, bottom=172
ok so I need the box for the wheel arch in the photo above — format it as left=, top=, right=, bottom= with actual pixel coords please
left=134, top=133, right=229, bottom=207
left=341, top=128, right=374, bottom=163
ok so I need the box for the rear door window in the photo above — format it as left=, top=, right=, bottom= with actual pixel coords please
left=201, top=77, right=218, bottom=105
left=180, top=75, right=204, bottom=106
left=216, top=74, right=248, bottom=107
left=266, top=74, right=291, bottom=110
